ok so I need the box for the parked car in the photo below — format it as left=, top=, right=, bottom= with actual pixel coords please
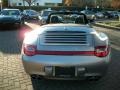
left=59, top=9, right=68, bottom=12
left=103, top=11, right=114, bottom=18
left=23, top=9, right=39, bottom=20
left=38, top=9, right=55, bottom=25
left=81, top=10, right=96, bottom=21
left=111, top=11, right=120, bottom=19
left=95, top=12, right=104, bottom=19
left=0, top=9, right=24, bottom=28
left=22, top=12, right=111, bottom=80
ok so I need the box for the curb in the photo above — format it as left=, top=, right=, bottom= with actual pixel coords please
left=93, top=23, right=120, bottom=31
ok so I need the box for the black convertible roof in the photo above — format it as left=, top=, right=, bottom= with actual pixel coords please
left=46, top=11, right=89, bottom=24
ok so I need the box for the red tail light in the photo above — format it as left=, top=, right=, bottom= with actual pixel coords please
left=23, top=44, right=37, bottom=56
left=95, top=46, right=110, bottom=57
left=23, top=44, right=110, bottom=57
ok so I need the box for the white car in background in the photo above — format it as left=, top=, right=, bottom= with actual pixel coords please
left=22, top=12, right=111, bottom=80
left=95, top=12, right=104, bottom=19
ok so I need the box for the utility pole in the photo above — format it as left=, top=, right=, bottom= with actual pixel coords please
left=23, top=0, right=25, bottom=10
left=8, top=0, right=10, bottom=7
left=95, top=0, right=96, bottom=8
left=0, top=0, right=2, bottom=11
left=101, top=0, right=103, bottom=9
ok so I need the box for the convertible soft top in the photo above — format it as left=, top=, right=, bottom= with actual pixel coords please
left=46, top=11, right=89, bottom=24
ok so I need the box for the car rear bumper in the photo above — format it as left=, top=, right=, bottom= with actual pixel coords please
left=0, top=21, right=21, bottom=27
left=22, top=55, right=110, bottom=79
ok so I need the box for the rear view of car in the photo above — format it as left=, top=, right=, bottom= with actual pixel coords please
left=0, top=9, right=24, bottom=28
left=81, top=10, right=96, bottom=21
left=95, top=12, right=104, bottom=19
left=23, top=9, right=39, bottom=20
left=22, top=12, right=111, bottom=80
left=103, top=11, right=114, bottom=19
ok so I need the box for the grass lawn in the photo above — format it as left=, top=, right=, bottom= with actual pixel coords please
left=99, top=21, right=120, bottom=27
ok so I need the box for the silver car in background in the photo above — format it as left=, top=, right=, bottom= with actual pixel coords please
left=81, top=10, right=96, bottom=21
left=23, top=9, right=39, bottom=20
left=22, top=12, right=111, bottom=80
left=38, top=9, right=55, bottom=25
left=95, top=12, right=104, bottom=19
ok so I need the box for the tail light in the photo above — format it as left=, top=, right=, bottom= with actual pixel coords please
left=23, top=44, right=37, bottom=56
left=95, top=46, right=110, bottom=57
left=23, top=44, right=110, bottom=57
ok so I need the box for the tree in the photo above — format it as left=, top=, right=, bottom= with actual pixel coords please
left=64, top=0, right=72, bottom=6
left=2, top=0, right=8, bottom=7
left=111, top=0, right=120, bottom=9
left=24, top=0, right=37, bottom=7
left=72, top=0, right=85, bottom=7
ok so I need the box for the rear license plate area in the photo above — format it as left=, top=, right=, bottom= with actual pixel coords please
left=55, top=67, right=75, bottom=78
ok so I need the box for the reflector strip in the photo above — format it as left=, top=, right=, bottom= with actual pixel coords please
left=35, top=51, right=95, bottom=56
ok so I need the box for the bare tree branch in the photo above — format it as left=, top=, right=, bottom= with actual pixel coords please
left=24, top=0, right=37, bottom=6
left=111, top=0, right=120, bottom=9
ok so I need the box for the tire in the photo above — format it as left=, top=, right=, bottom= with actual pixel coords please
left=87, top=76, right=102, bottom=81
left=17, top=22, right=22, bottom=29
left=30, top=75, right=43, bottom=80
left=94, top=16, right=97, bottom=20
left=22, top=20, right=25, bottom=25
left=17, top=24, right=22, bottom=29
left=38, top=20, right=42, bottom=26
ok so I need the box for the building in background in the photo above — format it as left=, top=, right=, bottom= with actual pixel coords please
left=7, top=0, right=119, bottom=9
left=63, top=0, right=95, bottom=7
left=62, top=0, right=113, bottom=8
left=8, top=0, right=62, bottom=6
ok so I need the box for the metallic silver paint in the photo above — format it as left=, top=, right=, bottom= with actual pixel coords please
left=22, top=24, right=111, bottom=79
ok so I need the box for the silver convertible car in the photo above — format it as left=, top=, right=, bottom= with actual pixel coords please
left=21, top=12, right=111, bottom=80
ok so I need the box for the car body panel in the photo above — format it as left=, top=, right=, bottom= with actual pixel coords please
left=22, top=54, right=110, bottom=76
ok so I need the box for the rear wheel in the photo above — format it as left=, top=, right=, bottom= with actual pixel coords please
left=30, top=75, right=43, bottom=80
left=16, top=22, right=23, bottom=29
left=87, top=76, right=102, bottom=81
left=22, top=20, right=25, bottom=25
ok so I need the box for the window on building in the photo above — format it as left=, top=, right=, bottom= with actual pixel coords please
left=37, top=3, right=39, bottom=6
left=12, top=3, right=17, bottom=6
left=19, top=3, right=22, bottom=6
left=45, top=3, right=55, bottom=6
